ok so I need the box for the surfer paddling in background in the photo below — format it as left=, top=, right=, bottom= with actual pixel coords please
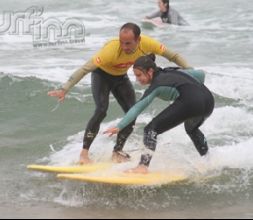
left=104, top=54, right=214, bottom=174
left=48, top=22, right=191, bottom=165
left=144, top=0, right=189, bottom=26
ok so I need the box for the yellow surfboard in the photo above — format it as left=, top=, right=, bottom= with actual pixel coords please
left=57, top=172, right=187, bottom=186
left=27, top=163, right=112, bottom=174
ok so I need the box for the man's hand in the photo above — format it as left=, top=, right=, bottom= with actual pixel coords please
left=48, top=89, right=66, bottom=102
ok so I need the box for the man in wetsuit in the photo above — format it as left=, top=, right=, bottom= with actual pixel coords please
left=105, top=54, right=214, bottom=173
left=146, top=0, right=189, bottom=26
left=48, top=23, right=191, bottom=164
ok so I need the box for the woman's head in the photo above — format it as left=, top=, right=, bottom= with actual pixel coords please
left=133, top=54, right=157, bottom=85
left=158, top=0, right=169, bottom=12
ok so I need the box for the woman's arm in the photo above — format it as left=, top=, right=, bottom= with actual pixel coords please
left=104, top=89, right=158, bottom=136
left=117, top=90, right=157, bottom=130
left=145, top=11, right=161, bottom=19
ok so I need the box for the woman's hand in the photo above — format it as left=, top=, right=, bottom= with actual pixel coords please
left=103, top=127, right=120, bottom=137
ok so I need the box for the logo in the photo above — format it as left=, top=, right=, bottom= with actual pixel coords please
left=113, top=61, right=134, bottom=69
left=0, top=6, right=86, bottom=47
left=96, top=57, right=102, bottom=64
left=160, top=44, right=166, bottom=52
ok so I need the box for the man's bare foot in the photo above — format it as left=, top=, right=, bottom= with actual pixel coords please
left=79, top=149, right=93, bottom=165
left=112, top=151, right=131, bottom=163
left=125, top=165, right=149, bottom=174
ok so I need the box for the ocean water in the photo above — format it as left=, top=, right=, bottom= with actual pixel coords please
left=0, top=0, right=253, bottom=218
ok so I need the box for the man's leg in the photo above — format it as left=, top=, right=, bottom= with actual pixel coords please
left=80, top=71, right=111, bottom=164
left=111, top=75, right=136, bottom=162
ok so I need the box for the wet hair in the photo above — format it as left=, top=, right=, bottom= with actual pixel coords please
left=120, top=23, right=141, bottom=39
left=161, top=0, right=170, bottom=11
left=162, top=0, right=170, bottom=6
left=133, top=54, right=157, bottom=72
left=162, top=0, right=169, bottom=4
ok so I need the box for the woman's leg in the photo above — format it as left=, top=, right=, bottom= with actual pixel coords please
left=184, top=117, right=208, bottom=156
left=140, top=100, right=188, bottom=166
left=184, top=86, right=214, bottom=156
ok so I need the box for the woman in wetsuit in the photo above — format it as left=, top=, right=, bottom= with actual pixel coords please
left=146, top=0, right=189, bottom=26
left=105, top=54, right=215, bottom=173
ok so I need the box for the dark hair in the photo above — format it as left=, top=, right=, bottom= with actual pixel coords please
left=133, top=54, right=157, bottom=72
left=162, top=0, right=170, bottom=11
left=162, top=0, right=169, bottom=4
left=120, top=23, right=141, bottom=39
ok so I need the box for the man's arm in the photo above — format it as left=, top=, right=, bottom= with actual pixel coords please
left=142, top=35, right=192, bottom=69
left=162, top=48, right=192, bottom=69
left=48, top=59, right=97, bottom=102
left=62, top=59, right=97, bottom=93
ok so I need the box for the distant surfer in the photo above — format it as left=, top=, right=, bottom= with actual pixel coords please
left=145, top=0, right=189, bottom=26
left=105, top=54, right=214, bottom=174
left=48, top=23, right=191, bottom=165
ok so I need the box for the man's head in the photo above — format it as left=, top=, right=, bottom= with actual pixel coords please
left=119, top=23, right=141, bottom=54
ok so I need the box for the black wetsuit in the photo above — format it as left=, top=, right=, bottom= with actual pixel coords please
left=140, top=70, right=214, bottom=166
left=117, top=68, right=214, bottom=166
left=83, top=68, right=136, bottom=152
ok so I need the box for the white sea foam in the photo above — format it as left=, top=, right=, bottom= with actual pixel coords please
left=203, top=65, right=253, bottom=106
left=48, top=102, right=253, bottom=177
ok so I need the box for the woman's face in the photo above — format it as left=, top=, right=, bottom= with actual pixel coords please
left=133, top=68, right=153, bottom=85
left=158, top=0, right=168, bottom=13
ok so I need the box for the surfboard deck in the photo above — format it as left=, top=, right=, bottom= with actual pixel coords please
left=57, top=171, right=187, bottom=186
left=141, top=18, right=166, bottom=29
left=27, top=162, right=112, bottom=174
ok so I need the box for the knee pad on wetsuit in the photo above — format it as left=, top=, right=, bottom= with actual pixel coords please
left=143, top=126, right=158, bottom=152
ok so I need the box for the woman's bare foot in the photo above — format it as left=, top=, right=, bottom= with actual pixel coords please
left=125, top=165, right=149, bottom=174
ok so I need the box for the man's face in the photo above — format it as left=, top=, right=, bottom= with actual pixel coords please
left=119, top=29, right=140, bottom=54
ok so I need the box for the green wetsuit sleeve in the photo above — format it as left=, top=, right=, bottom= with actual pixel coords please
left=158, top=86, right=179, bottom=101
left=117, top=90, right=158, bottom=130
left=62, top=59, right=97, bottom=93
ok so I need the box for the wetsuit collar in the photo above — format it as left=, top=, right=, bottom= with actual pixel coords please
left=152, top=67, right=162, bottom=79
